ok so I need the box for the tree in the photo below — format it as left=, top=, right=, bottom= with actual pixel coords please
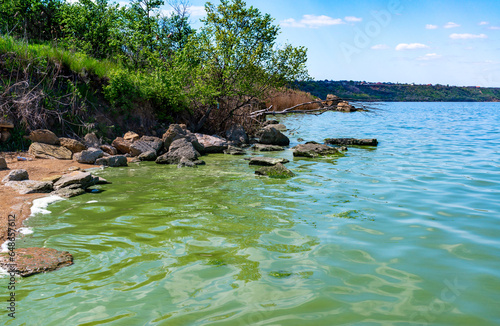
left=171, top=0, right=309, bottom=132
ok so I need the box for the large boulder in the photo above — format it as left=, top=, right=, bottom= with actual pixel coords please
left=83, top=133, right=101, bottom=148
left=129, top=136, right=163, bottom=157
left=59, top=137, right=86, bottom=153
left=54, top=184, right=86, bottom=198
left=248, top=157, right=289, bottom=166
left=100, top=144, right=118, bottom=155
left=53, top=171, right=96, bottom=190
left=28, top=129, right=60, bottom=145
left=324, top=138, right=378, bottom=146
left=112, top=137, right=133, bottom=154
left=162, top=124, right=203, bottom=153
left=29, top=142, right=73, bottom=160
left=156, top=138, right=200, bottom=164
left=0, top=247, right=73, bottom=277
left=95, top=155, right=128, bottom=167
left=138, top=150, right=157, bottom=161
left=2, top=169, right=29, bottom=182
left=256, top=126, right=290, bottom=146
left=73, top=148, right=104, bottom=164
left=226, top=124, right=249, bottom=145
left=292, top=142, right=340, bottom=157
left=255, top=163, right=295, bottom=178
left=194, top=133, right=228, bottom=153
left=139, top=136, right=164, bottom=154
left=4, top=180, right=53, bottom=194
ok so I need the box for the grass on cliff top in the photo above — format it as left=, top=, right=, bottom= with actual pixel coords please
left=0, top=35, right=119, bottom=78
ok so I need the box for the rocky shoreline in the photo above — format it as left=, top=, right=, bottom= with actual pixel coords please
left=0, top=121, right=378, bottom=277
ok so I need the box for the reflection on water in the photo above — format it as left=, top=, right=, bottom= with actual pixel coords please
left=4, top=103, right=500, bottom=325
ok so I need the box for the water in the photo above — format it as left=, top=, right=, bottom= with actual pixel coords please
left=3, top=102, right=500, bottom=325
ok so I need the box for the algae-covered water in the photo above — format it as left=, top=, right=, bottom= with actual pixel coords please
left=4, top=102, right=500, bottom=325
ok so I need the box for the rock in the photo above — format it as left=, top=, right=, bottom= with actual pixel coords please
left=248, top=157, right=289, bottom=166
left=95, top=155, right=128, bottom=167
left=59, top=137, right=86, bottom=153
left=73, top=148, right=104, bottom=164
left=252, top=144, right=285, bottom=152
left=0, top=119, right=14, bottom=129
left=337, top=101, right=356, bottom=112
left=41, top=175, right=62, bottom=183
left=123, top=131, right=140, bottom=142
left=0, top=158, right=7, bottom=170
left=255, top=163, right=295, bottom=178
left=224, top=145, right=246, bottom=155
left=193, top=160, right=206, bottom=166
left=96, top=177, right=111, bottom=185
left=67, top=166, right=81, bottom=172
left=177, top=157, right=197, bottom=168
left=129, top=140, right=155, bottom=157
left=28, top=129, right=60, bottom=145
left=53, top=171, right=95, bottom=190
left=156, top=138, right=200, bottom=164
left=226, top=124, right=249, bottom=145
left=0, top=247, right=73, bottom=277
left=162, top=124, right=203, bottom=153
left=54, top=184, right=85, bottom=198
left=112, top=137, right=133, bottom=154
left=257, top=126, right=290, bottom=146
left=139, top=136, right=164, bottom=154
left=100, top=144, right=117, bottom=156
left=272, top=124, right=288, bottom=131
left=324, top=138, right=378, bottom=146
left=2, top=169, right=29, bottom=182
left=0, top=130, right=11, bottom=142
left=194, top=133, right=229, bottom=153
left=4, top=180, right=53, bottom=194
left=29, top=142, right=73, bottom=160
left=138, top=150, right=157, bottom=161
left=83, top=133, right=101, bottom=148
left=292, top=142, right=340, bottom=158
left=263, top=120, right=279, bottom=126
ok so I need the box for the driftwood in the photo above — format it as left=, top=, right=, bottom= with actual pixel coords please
left=249, top=98, right=366, bottom=118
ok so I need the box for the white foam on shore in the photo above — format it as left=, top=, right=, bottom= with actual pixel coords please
left=1, top=240, right=11, bottom=253
left=18, top=227, right=34, bottom=235
left=86, top=200, right=98, bottom=204
left=30, top=195, right=65, bottom=216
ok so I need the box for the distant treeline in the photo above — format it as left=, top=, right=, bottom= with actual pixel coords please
left=296, top=80, right=500, bottom=102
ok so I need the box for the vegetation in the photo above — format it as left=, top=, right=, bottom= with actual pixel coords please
left=297, top=80, right=500, bottom=102
left=0, top=0, right=309, bottom=147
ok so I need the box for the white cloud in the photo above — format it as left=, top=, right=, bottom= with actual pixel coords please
left=345, top=16, right=362, bottom=23
left=479, top=21, right=489, bottom=25
left=426, top=24, right=438, bottom=29
left=281, top=15, right=344, bottom=28
left=488, top=26, right=500, bottom=30
left=395, top=43, right=429, bottom=51
left=444, top=22, right=460, bottom=28
left=371, top=44, right=389, bottom=50
left=417, top=53, right=442, bottom=61
left=449, top=33, right=488, bottom=39
left=188, top=5, right=206, bottom=17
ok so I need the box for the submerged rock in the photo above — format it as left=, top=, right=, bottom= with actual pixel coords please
left=224, top=145, right=246, bottom=155
left=29, top=142, right=73, bottom=160
left=252, top=144, right=285, bottom=152
left=248, top=157, right=289, bottom=166
left=255, top=163, right=295, bottom=178
left=53, top=184, right=86, bottom=198
left=0, top=247, right=73, bottom=277
left=324, top=138, right=378, bottom=146
left=292, top=142, right=340, bottom=157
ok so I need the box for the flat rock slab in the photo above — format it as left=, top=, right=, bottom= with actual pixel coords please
left=252, top=144, right=285, bottom=152
left=95, top=155, right=128, bottom=167
left=248, top=157, right=289, bottom=166
left=292, top=143, right=340, bottom=158
left=324, top=138, right=378, bottom=146
left=4, top=180, right=53, bottom=194
left=53, top=171, right=95, bottom=190
left=195, top=133, right=229, bottom=153
left=29, top=142, right=73, bottom=160
left=0, top=247, right=73, bottom=277
left=255, top=163, right=295, bottom=178
left=224, top=146, right=246, bottom=155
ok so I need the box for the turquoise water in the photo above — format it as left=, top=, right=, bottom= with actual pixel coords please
left=4, top=102, right=500, bottom=325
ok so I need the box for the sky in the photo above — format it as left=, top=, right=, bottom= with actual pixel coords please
left=152, top=0, right=500, bottom=87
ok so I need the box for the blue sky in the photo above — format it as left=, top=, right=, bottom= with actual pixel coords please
left=157, top=0, right=500, bottom=86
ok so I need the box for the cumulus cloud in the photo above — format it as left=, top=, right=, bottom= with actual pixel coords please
left=395, top=43, right=430, bottom=51
left=345, top=16, right=362, bottom=23
left=478, top=21, right=489, bottom=25
left=449, top=33, right=488, bottom=39
left=488, top=26, right=500, bottom=30
left=444, top=22, right=460, bottom=28
left=426, top=24, right=438, bottom=29
left=417, top=53, right=442, bottom=61
left=281, top=15, right=344, bottom=28
left=371, top=44, right=389, bottom=50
